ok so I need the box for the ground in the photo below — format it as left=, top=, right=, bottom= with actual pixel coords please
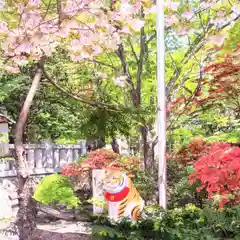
left=0, top=220, right=91, bottom=240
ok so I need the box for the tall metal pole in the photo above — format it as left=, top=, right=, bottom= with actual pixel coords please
left=156, top=0, right=167, bottom=209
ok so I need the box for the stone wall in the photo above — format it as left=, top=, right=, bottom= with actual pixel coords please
left=0, top=178, right=19, bottom=219
left=0, top=177, right=41, bottom=220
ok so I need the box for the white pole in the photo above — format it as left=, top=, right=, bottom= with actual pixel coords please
left=156, top=0, right=167, bottom=209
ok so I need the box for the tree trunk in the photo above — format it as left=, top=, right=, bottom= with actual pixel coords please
left=14, top=61, right=44, bottom=240
left=111, top=138, right=120, bottom=154
left=141, top=125, right=155, bottom=173
left=86, top=137, right=105, bottom=152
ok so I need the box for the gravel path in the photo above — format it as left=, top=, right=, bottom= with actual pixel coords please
left=37, top=221, right=91, bottom=234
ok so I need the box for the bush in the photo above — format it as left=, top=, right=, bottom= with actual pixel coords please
left=167, top=158, right=208, bottom=209
left=189, top=143, right=240, bottom=207
left=61, top=149, right=143, bottom=178
left=92, top=204, right=240, bottom=239
left=33, top=173, right=80, bottom=207
left=133, top=168, right=156, bottom=202
left=173, top=137, right=211, bottom=165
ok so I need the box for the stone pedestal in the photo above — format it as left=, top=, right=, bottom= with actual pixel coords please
left=92, top=169, right=105, bottom=214
left=0, top=186, right=13, bottom=219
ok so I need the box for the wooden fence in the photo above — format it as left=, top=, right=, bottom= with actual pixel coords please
left=0, top=141, right=86, bottom=178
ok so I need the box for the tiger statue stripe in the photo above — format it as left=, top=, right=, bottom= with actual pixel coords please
left=101, top=169, right=144, bottom=221
left=131, top=206, right=142, bottom=220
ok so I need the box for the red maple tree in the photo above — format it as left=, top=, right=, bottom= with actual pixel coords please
left=201, top=45, right=240, bottom=108
left=169, top=45, right=240, bottom=117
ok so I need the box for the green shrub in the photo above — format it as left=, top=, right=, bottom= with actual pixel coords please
left=133, top=169, right=156, bottom=202
left=167, top=159, right=207, bottom=209
left=92, top=204, right=240, bottom=239
left=33, top=173, right=80, bottom=207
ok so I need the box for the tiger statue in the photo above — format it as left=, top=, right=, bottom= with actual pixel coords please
left=100, top=169, right=144, bottom=221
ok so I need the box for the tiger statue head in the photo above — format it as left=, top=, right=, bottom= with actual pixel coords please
left=100, top=169, right=128, bottom=194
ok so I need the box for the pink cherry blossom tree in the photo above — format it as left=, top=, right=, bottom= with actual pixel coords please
left=0, top=0, right=151, bottom=238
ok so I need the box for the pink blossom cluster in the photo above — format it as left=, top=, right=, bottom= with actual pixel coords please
left=0, top=0, right=149, bottom=72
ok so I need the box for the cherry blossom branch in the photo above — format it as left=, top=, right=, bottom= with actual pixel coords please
left=57, top=0, right=63, bottom=24
left=0, top=114, right=16, bottom=124
left=221, top=13, right=240, bottom=29
left=42, top=0, right=53, bottom=20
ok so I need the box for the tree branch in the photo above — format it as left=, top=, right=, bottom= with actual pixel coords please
left=166, top=11, right=240, bottom=128
left=128, top=37, right=139, bottom=63
left=42, top=68, right=103, bottom=107
left=116, top=43, right=138, bottom=106
left=146, top=31, right=156, bottom=44
left=116, top=44, right=134, bottom=87
left=146, top=26, right=171, bottom=44
left=86, top=59, right=116, bottom=69
left=165, top=51, right=181, bottom=99
left=41, top=65, right=127, bottom=112
left=167, top=76, right=203, bottom=130
left=171, top=67, right=194, bottom=97
left=136, top=25, right=146, bottom=106
left=166, top=22, right=210, bottom=98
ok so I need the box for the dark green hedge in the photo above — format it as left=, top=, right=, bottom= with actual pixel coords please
left=91, top=204, right=240, bottom=240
